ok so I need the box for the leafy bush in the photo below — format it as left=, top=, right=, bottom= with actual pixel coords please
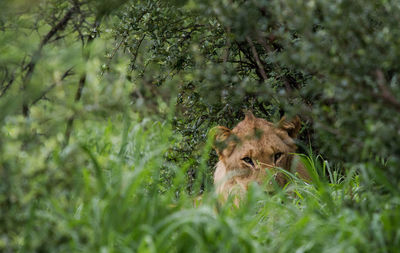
left=113, top=0, right=400, bottom=192
left=2, top=113, right=399, bottom=252
left=1, top=0, right=400, bottom=252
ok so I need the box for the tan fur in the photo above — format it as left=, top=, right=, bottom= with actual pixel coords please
left=212, top=112, right=311, bottom=201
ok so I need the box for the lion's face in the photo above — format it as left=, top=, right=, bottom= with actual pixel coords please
left=213, top=112, right=310, bottom=200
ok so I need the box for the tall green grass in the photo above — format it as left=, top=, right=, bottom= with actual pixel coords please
left=1, top=115, right=399, bottom=252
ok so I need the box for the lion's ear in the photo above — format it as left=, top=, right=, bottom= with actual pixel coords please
left=278, top=116, right=301, bottom=138
left=244, top=110, right=256, bottom=121
left=210, top=126, right=234, bottom=158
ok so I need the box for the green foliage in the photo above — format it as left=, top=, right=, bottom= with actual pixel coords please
left=1, top=0, right=400, bottom=252
left=113, top=0, right=400, bottom=191
left=2, top=114, right=399, bottom=251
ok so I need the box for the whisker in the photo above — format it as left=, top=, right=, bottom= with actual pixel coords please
left=257, top=161, right=274, bottom=168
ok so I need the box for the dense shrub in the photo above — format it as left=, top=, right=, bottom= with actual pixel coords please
left=113, top=0, right=400, bottom=191
left=1, top=0, right=399, bottom=251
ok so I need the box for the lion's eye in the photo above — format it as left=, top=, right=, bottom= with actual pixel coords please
left=242, top=157, right=254, bottom=166
left=274, top=152, right=283, bottom=163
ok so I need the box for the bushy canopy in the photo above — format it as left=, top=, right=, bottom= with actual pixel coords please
left=113, top=0, right=400, bottom=190
left=1, top=0, right=400, bottom=251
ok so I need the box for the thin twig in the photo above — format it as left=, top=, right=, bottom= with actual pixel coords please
left=236, top=41, right=256, bottom=66
left=39, top=6, right=78, bottom=49
left=376, top=69, right=400, bottom=113
left=31, top=67, right=74, bottom=106
left=256, top=32, right=273, bottom=53
left=21, top=5, right=79, bottom=117
left=0, top=72, right=15, bottom=98
left=256, top=32, right=298, bottom=92
left=246, top=36, right=268, bottom=81
left=63, top=74, right=86, bottom=147
left=101, top=38, right=124, bottom=75
left=223, top=27, right=231, bottom=63
left=63, top=21, right=98, bottom=147
left=131, top=34, right=145, bottom=69
left=215, top=59, right=254, bottom=67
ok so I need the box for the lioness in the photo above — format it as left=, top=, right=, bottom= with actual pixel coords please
left=213, top=111, right=311, bottom=201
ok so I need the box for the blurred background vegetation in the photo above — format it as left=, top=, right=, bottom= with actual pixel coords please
left=1, top=0, right=399, bottom=252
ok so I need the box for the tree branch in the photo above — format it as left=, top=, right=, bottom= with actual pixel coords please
left=101, top=39, right=124, bottom=75
left=21, top=5, right=79, bottom=117
left=246, top=36, right=268, bottom=81
left=0, top=73, right=15, bottom=98
left=63, top=21, right=98, bottom=147
left=39, top=6, right=78, bottom=49
left=31, top=67, right=74, bottom=106
left=63, top=74, right=86, bottom=147
left=131, top=34, right=146, bottom=70
left=376, top=69, right=400, bottom=113
left=256, top=32, right=273, bottom=53
left=223, top=27, right=231, bottom=63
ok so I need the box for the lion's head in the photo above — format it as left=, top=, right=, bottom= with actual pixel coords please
left=212, top=111, right=311, bottom=200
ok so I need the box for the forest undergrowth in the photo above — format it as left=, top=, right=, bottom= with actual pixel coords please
left=2, top=114, right=397, bottom=252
